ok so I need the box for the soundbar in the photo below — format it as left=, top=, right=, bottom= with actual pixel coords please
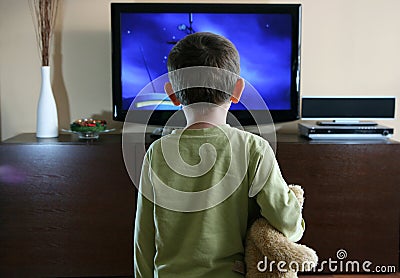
left=301, top=96, right=396, bottom=120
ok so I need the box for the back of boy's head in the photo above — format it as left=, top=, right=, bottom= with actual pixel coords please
left=167, top=32, right=240, bottom=106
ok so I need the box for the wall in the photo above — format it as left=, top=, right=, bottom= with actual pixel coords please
left=1, top=0, right=399, bottom=141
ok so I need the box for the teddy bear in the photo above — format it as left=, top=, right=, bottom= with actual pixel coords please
left=244, top=185, right=318, bottom=278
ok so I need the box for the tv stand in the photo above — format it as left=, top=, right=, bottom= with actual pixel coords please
left=0, top=133, right=399, bottom=276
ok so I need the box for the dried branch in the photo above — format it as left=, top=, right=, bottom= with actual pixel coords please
left=29, top=0, right=59, bottom=66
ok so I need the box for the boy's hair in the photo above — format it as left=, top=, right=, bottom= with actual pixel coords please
left=167, top=32, right=240, bottom=105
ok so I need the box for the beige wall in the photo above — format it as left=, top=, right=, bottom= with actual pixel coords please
left=1, top=0, right=399, bottom=141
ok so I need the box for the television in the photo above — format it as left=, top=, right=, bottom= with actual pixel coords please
left=111, top=3, right=302, bottom=126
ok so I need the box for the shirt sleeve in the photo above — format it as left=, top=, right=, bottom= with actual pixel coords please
left=134, top=152, right=156, bottom=278
left=249, top=144, right=305, bottom=242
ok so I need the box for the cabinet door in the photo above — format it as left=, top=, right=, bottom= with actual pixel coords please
left=276, top=143, right=400, bottom=273
left=0, top=144, right=135, bottom=277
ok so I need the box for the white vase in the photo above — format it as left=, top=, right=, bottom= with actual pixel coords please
left=36, top=66, right=59, bottom=138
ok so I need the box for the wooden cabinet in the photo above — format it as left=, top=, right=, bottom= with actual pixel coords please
left=0, top=133, right=398, bottom=276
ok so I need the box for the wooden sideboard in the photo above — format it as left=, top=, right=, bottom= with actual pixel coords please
left=0, top=133, right=399, bottom=277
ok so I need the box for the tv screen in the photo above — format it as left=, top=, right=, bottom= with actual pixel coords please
left=112, top=3, right=301, bottom=125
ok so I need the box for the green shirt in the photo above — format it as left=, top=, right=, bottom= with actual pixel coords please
left=134, top=125, right=304, bottom=278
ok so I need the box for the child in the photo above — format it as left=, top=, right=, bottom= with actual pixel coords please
left=134, top=32, right=304, bottom=278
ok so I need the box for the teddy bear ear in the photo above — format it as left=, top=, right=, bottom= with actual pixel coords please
left=288, top=184, right=304, bottom=207
left=289, top=184, right=304, bottom=194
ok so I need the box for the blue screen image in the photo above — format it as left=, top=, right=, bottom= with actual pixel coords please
left=120, top=12, right=293, bottom=111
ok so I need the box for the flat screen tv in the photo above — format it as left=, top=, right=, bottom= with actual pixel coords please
left=111, top=3, right=302, bottom=126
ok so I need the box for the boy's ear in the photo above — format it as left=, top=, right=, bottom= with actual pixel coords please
left=230, top=78, right=245, bottom=104
left=164, top=82, right=181, bottom=106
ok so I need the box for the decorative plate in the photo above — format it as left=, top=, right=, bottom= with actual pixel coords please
left=61, top=128, right=116, bottom=140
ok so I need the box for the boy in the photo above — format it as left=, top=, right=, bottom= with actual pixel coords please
left=134, top=32, right=304, bottom=277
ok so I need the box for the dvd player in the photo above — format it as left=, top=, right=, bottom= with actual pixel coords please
left=298, top=123, right=394, bottom=140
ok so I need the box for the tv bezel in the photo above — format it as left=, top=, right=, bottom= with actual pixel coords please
left=111, top=3, right=302, bottom=125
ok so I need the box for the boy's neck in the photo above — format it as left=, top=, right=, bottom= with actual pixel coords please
left=183, top=102, right=230, bottom=129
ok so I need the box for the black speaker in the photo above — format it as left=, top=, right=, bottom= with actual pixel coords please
left=301, top=97, right=395, bottom=119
